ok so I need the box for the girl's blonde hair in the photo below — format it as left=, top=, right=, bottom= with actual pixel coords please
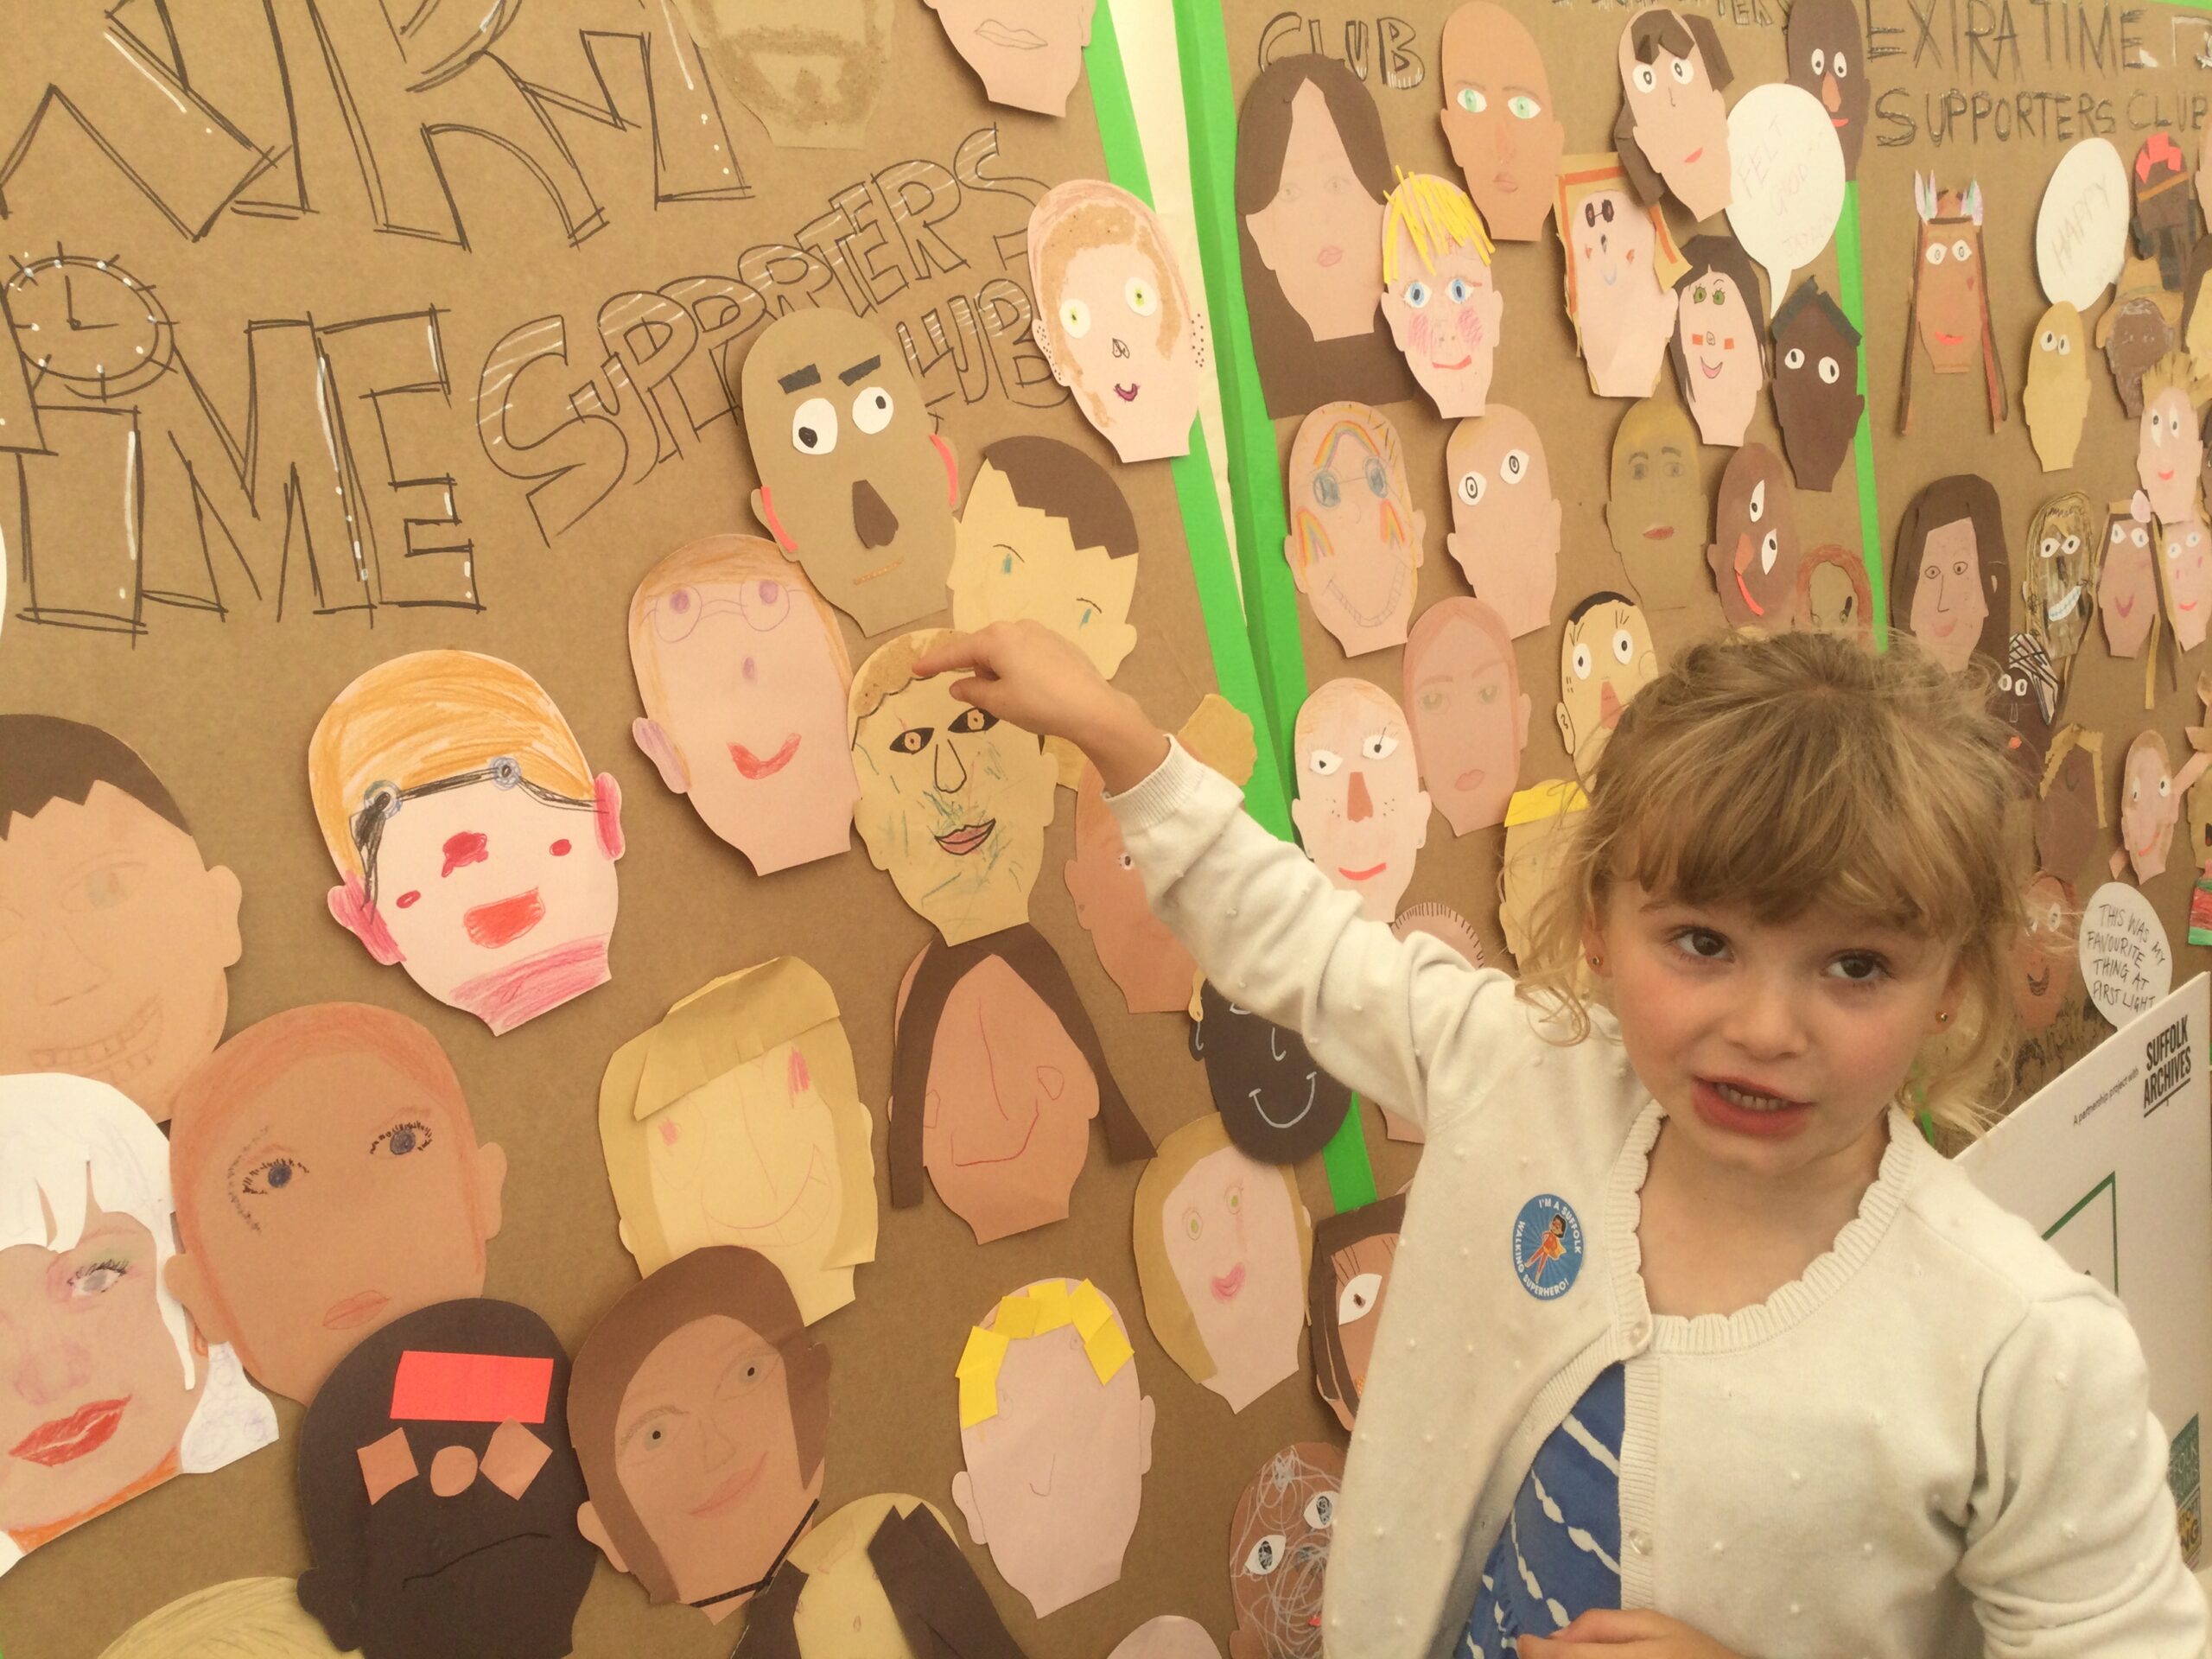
left=1517, top=631, right=2024, bottom=1136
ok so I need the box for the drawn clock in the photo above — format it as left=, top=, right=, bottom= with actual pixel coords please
left=4, top=253, right=176, bottom=400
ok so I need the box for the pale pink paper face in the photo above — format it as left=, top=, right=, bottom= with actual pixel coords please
left=1161, top=1143, right=1304, bottom=1414
left=1379, top=230, right=1502, bottom=417
left=1289, top=681, right=1429, bottom=922
left=1445, top=408, right=1560, bottom=637
left=1560, top=175, right=1678, bottom=397
left=925, top=0, right=1094, bottom=116
left=2120, top=733, right=2180, bottom=880
left=632, top=574, right=857, bottom=876
left=2139, top=385, right=2204, bottom=523
left=1282, top=403, right=1425, bottom=656
left=2162, top=511, right=2212, bottom=651
left=1675, top=260, right=1762, bottom=446
left=1906, top=517, right=1990, bottom=674
left=1243, top=80, right=1387, bottom=343
left=1403, top=599, right=1529, bottom=836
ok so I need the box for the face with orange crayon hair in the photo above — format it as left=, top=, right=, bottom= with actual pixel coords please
left=1281, top=402, right=1425, bottom=658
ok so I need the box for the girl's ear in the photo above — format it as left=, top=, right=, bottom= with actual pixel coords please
left=1580, top=910, right=1610, bottom=973
left=593, top=772, right=626, bottom=861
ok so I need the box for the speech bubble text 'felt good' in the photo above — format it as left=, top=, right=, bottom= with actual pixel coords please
left=2078, top=880, right=2173, bottom=1024
left=2036, top=137, right=2129, bottom=310
left=1725, top=84, right=1846, bottom=317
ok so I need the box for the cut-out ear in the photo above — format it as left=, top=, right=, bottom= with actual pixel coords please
left=327, top=874, right=403, bottom=966
left=930, top=431, right=960, bottom=505
left=631, top=718, right=690, bottom=794
left=1410, top=507, right=1429, bottom=567
left=754, top=485, right=798, bottom=553
left=295, top=1567, right=359, bottom=1655
left=577, top=1502, right=629, bottom=1573
left=164, top=1251, right=230, bottom=1348
left=593, top=772, right=626, bottom=861
left=1136, top=1393, right=1156, bottom=1476
left=1684, top=13, right=1732, bottom=86
left=473, top=1141, right=509, bottom=1244
left=207, top=863, right=245, bottom=969
left=950, top=1469, right=988, bottom=1544
left=1555, top=703, right=1575, bottom=757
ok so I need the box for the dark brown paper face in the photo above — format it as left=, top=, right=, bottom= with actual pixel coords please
left=1227, top=1442, right=1343, bottom=1659
left=1607, top=397, right=1708, bottom=613
left=2099, top=508, right=2158, bottom=657
left=1771, top=289, right=1862, bottom=492
left=1707, top=445, right=1800, bottom=626
left=296, top=1300, right=595, bottom=1659
left=741, top=311, right=954, bottom=638
left=2037, top=746, right=2101, bottom=880
left=1784, top=0, right=1869, bottom=176
left=1994, top=633, right=2060, bottom=786
left=1189, top=982, right=1351, bottom=1165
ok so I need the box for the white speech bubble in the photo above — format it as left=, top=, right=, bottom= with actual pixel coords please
left=2036, top=137, right=2128, bottom=309
left=1725, top=83, right=1846, bottom=316
left=2077, top=880, right=2173, bottom=1025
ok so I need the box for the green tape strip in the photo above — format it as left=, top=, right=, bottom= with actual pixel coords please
left=1834, top=180, right=1889, bottom=645
left=1170, top=0, right=1376, bottom=1213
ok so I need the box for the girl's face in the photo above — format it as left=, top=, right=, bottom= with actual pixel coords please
left=1592, top=884, right=1959, bottom=1185
left=0, top=1206, right=198, bottom=1535
left=1675, top=264, right=1762, bottom=443
left=1907, top=515, right=1986, bottom=673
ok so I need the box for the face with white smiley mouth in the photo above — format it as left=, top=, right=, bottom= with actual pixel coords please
left=1191, top=982, right=1352, bottom=1164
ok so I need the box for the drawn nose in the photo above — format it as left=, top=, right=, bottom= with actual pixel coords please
left=1600, top=682, right=1624, bottom=728
left=852, top=479, right=899, bottom=549
left=32, top=927, right=104, bottom=1006
left=935, top=738, right=969, bottom=794
left=442, top=831, right=488, bottom=878
left=1347, top=771, right=1374, bottom=822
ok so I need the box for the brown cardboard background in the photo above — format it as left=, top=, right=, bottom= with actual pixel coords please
left=0, top=10, right=1342, bottom=1656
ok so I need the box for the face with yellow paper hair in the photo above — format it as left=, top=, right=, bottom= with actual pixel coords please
left=951, top=1278, right=1154, bottom=1619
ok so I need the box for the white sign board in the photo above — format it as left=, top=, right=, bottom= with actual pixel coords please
left=1961, top=973, right=2209, bottom=1569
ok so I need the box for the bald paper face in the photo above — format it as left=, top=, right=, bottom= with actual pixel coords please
left=1554, top=596, right=1658, bottom=784
left=1282, top=403, right=1424, bottom=657
left=2139, top=383, right=2204, bottom=523
left=1607, top=397, right=1708, bottom=613
left=1438, top=3, right=1565, bottom=241
left=2120, top=731, right=2182, bottom=880
left=2160, top=507, right=2212, bottom=652
left=1785, top=0, right=1869, bottom=176
left=2027, top=492, right=2096, bottom=664
left=2024, top=303, right=2090, bottom=473
left=1402, top=598, right=1529, bottom=835
left=1707, top=445, right=1801, bottom=627
left=1558, top=168, right=1679, bottom=397
left=1289, top=681, right=1429, bottom=923
left=1445, top=407, right=1560, bottom=637
left=1617, top=14, right=1732, bottom=219
left=2100, top=507, right=2158, bottom=658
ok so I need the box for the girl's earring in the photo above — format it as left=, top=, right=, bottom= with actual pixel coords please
left=1936, top=1009, right=1952, bottom=1026
left=1586, top=953, right=1605, bottom=970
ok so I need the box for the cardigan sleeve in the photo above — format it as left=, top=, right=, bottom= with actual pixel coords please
left=1957, top=1287, right=2209, bottom=1657
left=1109, top=739, right=1533, bottom=1136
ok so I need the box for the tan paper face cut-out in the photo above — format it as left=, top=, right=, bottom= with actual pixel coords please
left=1671, top=237, right=1765, bottom=448
left=743, top=311, right=957, bottom=638
left=1901, top=177, right=2006, bottom=434
left=1438, top=3, right=1567, bottom=242
left=1707, top=444, right=1801, bottom=628
left=1379, top=175, right=1502, bottom=418
left=1228, top=1442, right=1343, bottom=1659
left=1244, top=79, right=1387, bottom=346
left=600, top=958, right=877, bottom=1326
left=678, top=0, right=893, bottom=149
left=1290, top=680, right=1430, bottom=923
left=1031, top=181, right=1203, bottom=462
left=950, top=441, right=1139, bottom=677
left=0, top=716, right=241, bottom=1124
left=1555, top=593, right=1659, bottom=784
left=2100, top=501, right=2159, bottom=657
left=1282, top=402, right=1425, bottom=656
left=1403, top=597, right=1529, bottom=836
left=1556, top=156, right=1683, bottom=398
left=1445, top=406, right=1560, bottom=637
left=2137, top=359, right=2206, bottom=523
left=1607, top=397, right=1709, bottom=613
left=925, top=0, right=1093, bottom=116
left=628, top=537, right=859, bottom=878
left=2159, top=507, right=2212, bottom=651
left=1614, top=9, right=1733, bottom=219
left=2119, top=731, right=2186, bottom=880
left=2010, top=872, right=2078, bottom=1033
left=167, top=1005, right=505, bottom=1407
left=2024, top=302, right=2090, bottom=472
left=849, top=632, right=1058, bottom=945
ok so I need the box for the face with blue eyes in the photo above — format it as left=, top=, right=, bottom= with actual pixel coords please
left=1438, top=2, right=1565, bottom=241
left=1378, top=218, right=1503, bottom=417
left=1585, top=883, right=1963, bottom=1178
left=1282, top=402, right=1425, bottom=657
left=166, top=1044, right=505, bottom=1405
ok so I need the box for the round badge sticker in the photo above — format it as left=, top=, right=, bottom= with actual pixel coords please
left=1511, top=1194, right=1585, bottom=1300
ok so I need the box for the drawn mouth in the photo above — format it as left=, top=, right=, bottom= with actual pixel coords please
left=2048, top=585, right=2082, bottom=621
left=731, top=735, right=801, bottom=779
left=322, top=1291, right=391, bottom=1332
left=464, top=890, right=544, bottom=950
left=1431, top=353, right=1473, bottom=371
left=1683, top=146, right=1704, bottom=164
left=30, top=997, right=162, bottom=1084
left=1114, top=383, right=1141, bottom=402
left=1734, top=568, right=1764, bottom=617
left=1318, top=246, right=1344, bottom=268
left=703, top=1147, right=835, bottom=1247
left=1211, top=1264, right=1246, bottom=1301
left=689, top=1451, right=770, bottom=1518
left=2159, top=468, right=2176, bottom=482
left=1935, top=331, right=1964, bottom=346
left=937, top=820, right=996, bottom=856
left=404, top=1531, right=550, bottom=1587
left=1599, top=260, right=1620, bottom=288
left=1337, top=862, right=1387, bottom=881
left=2116, top=595, right=2138, bottom=617
left=1699, top=356, right=1724, bottom=378
left=1454, top=766, right=1485, bottom=792
left=1643, top=525, right=1674, bottom=540
left=1493, top=172, right=1520, bottom=193
left=1832, top=115, right=1851, bottom=127
left=975, top=18, right=1046, bottom=47
left=950, top=1103, right=1041, bottom=1168
left=11, top=1399, right=129, bottom=1466
left=1249, top=1070, right=1319, bottom=1130
left=1930, top=616, right=1957, bottom=636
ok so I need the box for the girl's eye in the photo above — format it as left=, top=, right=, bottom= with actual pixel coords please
left=1405, top=281, right=1430, bottom=309
left=1673, top=927, right=1729, bottom=961
left=1826, top=952, right=1888, bottom=983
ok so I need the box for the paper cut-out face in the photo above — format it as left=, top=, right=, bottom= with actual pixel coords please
left=1994, top=634, right=2061, bottom=787
left=849, top=632, right=1058, bottom=945
left=2098, top=256, right=2179, bottom=419
left=1708, top=445, right=1801, bottom=628
left=950, top=439, right=1140, bottom=677
left=1282, top=402, right=1424, bottom=656
left=571, top=1249, right=829, bottom=1622
left=1112, top=1617, right=1226, bottom=1659
left=1903, top=179, right=2006, bottom=433
left=1379, top=174, right=1502, bottom=418
left=2160, top=508, right=2212, bottom=651
left=1555, top=593, right=1659, bottom=784
left=1786, top=0, right=1870, bottom=176
left=1190, top=982, right=1353, bottom=1165
left=1445, top=406, right=1560, bottom=637
left=952, top=1280, right=1153, bottom=1619
left=2120, top=732, right=2183, bottom=880
left=628, top=537, right=858, bottom=877
left=310, top=652, right=622, bottom=1037
left=0, top=716, right=241, bottom=1123
left=1290, top=680, right=1429, bottom=924
left=1244, top=78, right=1388, bottom=346
left=2024, top=302, right=2090, bottom=472
left=1068, top=766, right=1197, bottom=1015
left=2011, top=873, right=2077, bottom=1033
left=681, top=0, right=893, bottom=149
left=601, top=958, right=876, bottom=1326
left=1308, top=1197, right=1403, bottom=1432
left=2026, top=492, right=2097, bottom=665
left=2100, top=504, right=2158, bottom=657
left=2138, top=372, right=2205, bottom=523
left=1607, top=397, right=1708, bottom=613
left=1614, top=9, right=1733, bottom=220
left=742, top=311, right=957, bottom=638
left=296, top=1300, right=594, bottom=1659
left=1030, top=181, right=1203, bottom=462
left=1228, top=1443, right=1343, bottom=1659
left=1670, top=237, right=1765, bottom=448
left=167, top=1005, right=505, bottom=1407
left=1794, top=545, right=1872, bottom=642
left=1556, top=158, right=1681, bottom=398
left=2037, top=732, right=2102, bottom=882
left=1403, top=598, right=1529, bottom=836
left=1135, top=1119, right=1308, bottom=1414
left=1438, top=3, right=1566, bottom=242
left=1896, top=475, right=2006, bottom=672
left=765, top=1494, right=1024, bottom=1659
left=2133, top=131, right=2197, bottom=290
left=1770, top=279, right=1864, bottom=491
left=924, top=0, right=1093, bottom=116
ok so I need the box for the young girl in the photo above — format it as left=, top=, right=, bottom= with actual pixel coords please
left=912, top=625, right=2207, bottom=1659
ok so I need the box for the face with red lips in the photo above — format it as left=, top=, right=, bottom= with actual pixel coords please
left=1160, top=1142, right=1304, bottom=1417
left=1707, top=445, right=1801, bottom=627
left=2099, top=509, right=2158, bottom=657
left=1785, top=0, right=1869, bottom=175
left=2010, top=872, right=2076, bottom=1033
left=1914, top=219, right=1986, bottom=374
left=1289, top=681, right=1429, bottom=924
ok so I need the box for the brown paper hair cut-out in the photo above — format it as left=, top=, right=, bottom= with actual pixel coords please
left=1307, top=1194, right=1405, bottom=1432
left=1669, top=234, right=1768, bottom=449
left=1611, top=9, right=1734, bottom=219
left=1899, top=175, right=2006, bottom=435
left=1894, top=474, right=2009, bottom=674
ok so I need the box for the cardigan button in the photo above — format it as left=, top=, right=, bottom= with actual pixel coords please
left=1628, top=1530, right=1650, bottom=1555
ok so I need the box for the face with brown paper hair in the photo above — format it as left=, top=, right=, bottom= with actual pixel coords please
left=1281, top=403, right=1424, bottom=656
left=1243, top=78, right=1389, bottom=346
left=924, top=0, right=1094, bottom=116
left=1615, top=9, right=1732, bottom=219
left=1438, top=3, right=1566, bottom=241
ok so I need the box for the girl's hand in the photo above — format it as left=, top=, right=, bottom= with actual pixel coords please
left=1517, top=1610, right=1750, bottom=1656
left=913, top=622, right=1170, bottom=791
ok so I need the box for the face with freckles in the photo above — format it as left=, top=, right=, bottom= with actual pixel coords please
left=2120, top=732, right=2183, bottom=880
left=1438, top=3, right=1565, bottom=241
left=2160, top=509, right=2212, bottom=652
left=1445, top=406, right=1560, bottom=637
left=1707, top=445, right=1801, bottom=628
left=1785, top=0, right=1869, bottom=176
left=1607, top=397, right=1708, bottom=612
left=1378, top=208, right=1501, bottom=418
left=2099, top=507, right=2158, bottom=658
left=1282, top=403, right=1425, bottom=657
left=2138, top=383, right=2203, bottom=523
left=1616, top=11, right=1732, bottom=220
left=2010, top=872, right=2077, bottom=1033
left=1289, top=681, right=1429, bottom=925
